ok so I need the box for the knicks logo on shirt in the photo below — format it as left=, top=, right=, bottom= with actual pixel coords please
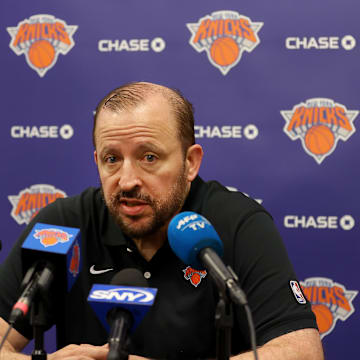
left=183, top=266, right=207, bottom=287
left=7, top=14, right=78, bottom=77
left=187, top=10, right=263, bottom=75
left=300, top=277, right=358, bottom=339
left=34, top=228, right=73, bottom=247
left=281, top=98, right=358, bottom=164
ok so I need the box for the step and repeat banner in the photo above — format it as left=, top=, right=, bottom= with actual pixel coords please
left=0, top=0, right=358, bottom=358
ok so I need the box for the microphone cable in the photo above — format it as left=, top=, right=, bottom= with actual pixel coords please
left=0, top=322, right=14, bottom=354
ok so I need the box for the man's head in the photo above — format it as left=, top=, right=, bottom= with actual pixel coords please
left=93, top=82, right=203, bottom=240
left=93, top=82, right=195, bottom=155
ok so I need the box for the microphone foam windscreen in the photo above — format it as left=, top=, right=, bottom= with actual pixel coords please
left=167, top=211, right=223, bottom=269
left=110, top=268, right=148, bottom=287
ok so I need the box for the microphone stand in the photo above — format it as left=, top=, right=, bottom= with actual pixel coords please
left=30, top=295, right=47, bottom=360
left=215, top=290, right=233, bottom=360
left=29, top=263, right=54, bottom=360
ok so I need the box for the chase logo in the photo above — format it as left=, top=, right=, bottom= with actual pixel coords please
left=89, top=287, right=155, bottom=303
left=7, top=14, right=78, bottom=77
left=187, top=10, right=263, bottom=75
left=281, top=98, right=358, bottom=164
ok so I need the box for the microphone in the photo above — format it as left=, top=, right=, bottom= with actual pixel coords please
left=88, top=268, right=157, bottom=360
left=168, top=211, right=247, bottom=306
left=9, top=223, right=81, bottom=324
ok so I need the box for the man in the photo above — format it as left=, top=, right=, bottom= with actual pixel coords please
left=0, top=82, right=324, bottom=359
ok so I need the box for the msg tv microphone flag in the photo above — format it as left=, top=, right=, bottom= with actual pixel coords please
left=168, top=211, right=248, bottom=306
left=87, top=271, right=157, bottom=333
left=167, top=211, right=223, bottom=269
left=22, top=223, right=81, bottom=292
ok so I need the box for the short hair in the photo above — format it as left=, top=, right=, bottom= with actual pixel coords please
left=93, top=82, right=195, bottom=153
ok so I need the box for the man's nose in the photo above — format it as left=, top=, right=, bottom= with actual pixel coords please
left=117, top=160, right=142, bottom=191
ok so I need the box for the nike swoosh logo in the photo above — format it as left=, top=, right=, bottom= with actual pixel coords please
left=89, top=265, right=114, bottom=275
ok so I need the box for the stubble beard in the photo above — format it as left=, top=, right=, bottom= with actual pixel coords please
left=102, top=169, right=188, bottom=239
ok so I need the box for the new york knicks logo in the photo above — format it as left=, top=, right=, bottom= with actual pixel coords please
left=281, top=98, right=358, bottom=164
left=301, top=277, right=358, bottom=339
left=183, top=266, right=207, bottom=287
left=187, top=11, right=263, bottom=75
left=8, top=184, right=67, bottom=225
left=7, top=14, right=78, bottom=77
left=69, top=241, right=80, bottom=277
left=34, top=228, right=73, bottom=247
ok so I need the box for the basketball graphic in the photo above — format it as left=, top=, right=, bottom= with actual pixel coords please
left=7, top=14, right=78, bottom=77
left=210, top=37, right=240, bottom=67
left=191, top=272, right=201, bottom=286
left=28, top=40, right=56, bottom=68
left=304, top=124, right=335, bottom=155
left=311, top=304, right=333, bottom=334
left=187, top=11, right=263, bottom=75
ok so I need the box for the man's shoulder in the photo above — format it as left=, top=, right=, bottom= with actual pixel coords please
left=34, top=186, right=104, bottom=227
left=191, top=177, right=268, bottom=219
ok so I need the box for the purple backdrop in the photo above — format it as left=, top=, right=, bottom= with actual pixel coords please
left=1, top=1, right=359, bottom=358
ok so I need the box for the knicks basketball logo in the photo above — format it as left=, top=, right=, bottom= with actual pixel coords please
left=187, top=11, right=263, bottom=75
left=34, top=228, right=73, bottom=247
left=7, top=14, right=78, bottom=77
left=301, top=277, right=358, bottom=339
left=281, top=98, right=358, bottom=164
left=69, top=242, right=80, bottom=277
left=183, top=266, right=207, bottom=287
left=8, top=184, right=67, bottom=225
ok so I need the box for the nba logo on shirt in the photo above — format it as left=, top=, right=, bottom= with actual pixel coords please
left=290, top=280, right=307, bottom=304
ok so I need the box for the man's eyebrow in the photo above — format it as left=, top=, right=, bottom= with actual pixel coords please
left=136, top=142, right=163, bottom=153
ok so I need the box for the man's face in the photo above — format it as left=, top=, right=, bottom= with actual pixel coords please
left=94, top=95, right=193, bottom=239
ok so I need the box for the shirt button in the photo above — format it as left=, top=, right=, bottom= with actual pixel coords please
left=144, top=271, right=151, bottom=279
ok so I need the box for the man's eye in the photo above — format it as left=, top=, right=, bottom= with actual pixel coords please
left=105, top=156, right=116, bottom=163
left=144, top=154, right=156, bottom=162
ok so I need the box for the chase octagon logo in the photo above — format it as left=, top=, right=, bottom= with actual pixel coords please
left=7, top=14, right=78, bottom=77
left=187, top=10, right=263, bottom=75
left=281, top=98, right=358, bottom=164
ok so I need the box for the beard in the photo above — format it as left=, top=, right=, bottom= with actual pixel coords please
left=102, top=168, right=188, bottom=239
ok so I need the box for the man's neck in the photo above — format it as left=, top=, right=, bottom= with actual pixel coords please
left=133, top=229, right=167, bottom=262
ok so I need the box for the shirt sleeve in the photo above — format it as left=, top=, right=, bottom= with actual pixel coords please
left=232, top=211, right=317, bottom=347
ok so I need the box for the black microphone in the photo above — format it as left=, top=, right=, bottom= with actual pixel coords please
left=167, top=211, right=247, bottom=306
left=88, top=268, right=157, bottom=360
left=10, top=223, right=81, bottom=324
left=108, top=269, right=148, bottom=360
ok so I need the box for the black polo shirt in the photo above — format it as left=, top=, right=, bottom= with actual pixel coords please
left=0, top=176, right=317, bottom=359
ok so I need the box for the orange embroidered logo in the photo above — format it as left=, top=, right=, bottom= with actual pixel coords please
left=34, top=228, right=73, bottom=247
left=183, top=266, right=207, bottom=287
left=187, top=11, right=263, bottom=75
left=301, top=277, right=358, bottom=339
left=281, top=98, right=358, bottom=164
left=7, top=14, right=78, bottom=77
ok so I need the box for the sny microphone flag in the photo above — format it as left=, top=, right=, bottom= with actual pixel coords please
left=87, top=284, right=157, bottom=333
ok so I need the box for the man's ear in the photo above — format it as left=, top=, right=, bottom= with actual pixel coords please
left=185, top=144, right=203, bottom=181
left=94, top=150, right=98, bottom=166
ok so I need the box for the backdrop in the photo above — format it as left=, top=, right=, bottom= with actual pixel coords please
left=0, top=1, right=358, bottom=358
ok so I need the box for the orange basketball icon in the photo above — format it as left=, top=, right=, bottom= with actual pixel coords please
left=305, top=125, right=335, bottom=155
left=210, top=37, right=239, bottom=67
left=28, top=40, right=56, bottom=69
left=311, top=304, right=333, bottom=334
